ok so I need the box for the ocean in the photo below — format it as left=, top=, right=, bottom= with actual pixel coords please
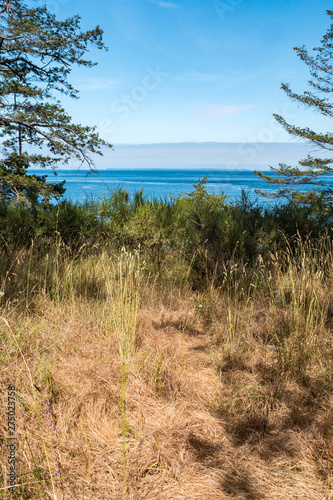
left=30, top=168, right=330, bottom=208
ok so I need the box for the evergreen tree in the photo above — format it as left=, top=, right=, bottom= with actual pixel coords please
left=254, top=10, right=333, bottom=212
left=0, top=0, right=112, bottom=205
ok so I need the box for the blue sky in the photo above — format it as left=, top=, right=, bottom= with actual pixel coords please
left=35, top=0, right=333, bottom=147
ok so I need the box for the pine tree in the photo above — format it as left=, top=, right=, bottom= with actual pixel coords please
left=254, top=10, right=333, bottom=212
left=0, top=0, right=112, bottom=205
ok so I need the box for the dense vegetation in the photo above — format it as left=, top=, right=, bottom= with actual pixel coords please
left=1, top=1, right=333, bottom=497
left=0, top=0, right=111, bottom=205
left=255, top=9, right=333, bottom=208
left=1, top=182, right=333, bottom=498
left=1, top=178, right=333, bottom=292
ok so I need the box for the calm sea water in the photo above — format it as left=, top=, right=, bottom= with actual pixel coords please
left=30, top=168, right=331, bottom=207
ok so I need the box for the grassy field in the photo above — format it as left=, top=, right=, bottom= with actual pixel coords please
left=0, top=187, right=333, bottom=498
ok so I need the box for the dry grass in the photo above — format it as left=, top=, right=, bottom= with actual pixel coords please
left=0, top=240, right=333, bottom=499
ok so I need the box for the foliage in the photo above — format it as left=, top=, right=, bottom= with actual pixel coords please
left=0, top=152, right=65, bottom=206
left=254, top=10, right=333, bottom=210
left=0, top=0, right=112, bottom=205
left=171, top=176, right=230, bottom=280
left=1, top=176, right=333, bottom=287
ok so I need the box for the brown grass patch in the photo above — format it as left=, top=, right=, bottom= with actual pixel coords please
left=1, top=246, right=333, bottom=499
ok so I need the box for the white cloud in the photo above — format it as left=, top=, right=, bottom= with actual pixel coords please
left=195, top=103, right=253, bottom=118
left=155, top=1, right=180, bottom=9
left=172, top=71, right=224, bottom=82
left=74, top=78, right=118, bottom=91
left=188, top=103, right=253, bottom=124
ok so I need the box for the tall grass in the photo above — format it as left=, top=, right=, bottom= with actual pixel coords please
left=1, top=181, right=332, bottom=291
left=266, top=233, right=332, bottom=375
left=1, top=317, right=58, bottom=499
left=103, top=248, right=145, bottom=499
left=1, top=181, right=333, bottom=497
left=1, top=231, right=332, bottom=496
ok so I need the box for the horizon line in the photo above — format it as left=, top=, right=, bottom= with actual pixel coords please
left=112, top=141, right=305, bottom=147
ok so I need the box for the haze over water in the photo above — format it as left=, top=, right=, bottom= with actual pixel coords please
left=31, top=143, right=328, bottom=205
left=33, top=142, right=331, bottom=207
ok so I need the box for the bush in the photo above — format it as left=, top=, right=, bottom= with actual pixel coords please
left=1, top=177, right=333, bottom=289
